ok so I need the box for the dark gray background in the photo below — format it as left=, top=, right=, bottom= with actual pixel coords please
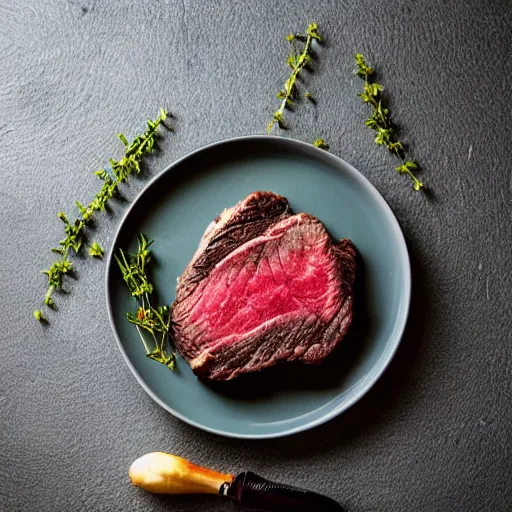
left=1, top=0, right=511, bottom=510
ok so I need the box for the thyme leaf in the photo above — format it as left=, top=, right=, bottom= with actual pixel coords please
left=313, top=138, right=329, bottom=150
left=33, top=309, right=46, bottom=323
left=89, top=242, right=104, bottom=259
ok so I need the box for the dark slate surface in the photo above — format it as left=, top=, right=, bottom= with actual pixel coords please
left=1, top=0, right=511, bottom=510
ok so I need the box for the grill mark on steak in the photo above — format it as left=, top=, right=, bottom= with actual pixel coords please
left=172, top=191, right=357, bottom=381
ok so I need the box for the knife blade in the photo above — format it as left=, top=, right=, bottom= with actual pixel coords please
left=223, top=470, right=345, bottom=511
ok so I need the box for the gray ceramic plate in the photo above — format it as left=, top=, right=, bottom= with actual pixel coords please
left=105, top=136, right=410, bottom=439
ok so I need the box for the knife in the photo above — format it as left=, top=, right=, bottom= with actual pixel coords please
left=129, top=452, right=344, bottom=511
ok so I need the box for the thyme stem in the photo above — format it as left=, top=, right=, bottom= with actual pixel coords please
left=267, top=23, right=322, bottom=133
left=115, top=234, right=176, bottom=371
left=354, top=54, right=424, bottom=191
left=35, top=109, right=169, bottom=320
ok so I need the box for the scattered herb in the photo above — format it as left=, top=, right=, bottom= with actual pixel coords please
left=33, top=309, right=46, bottom=323
left=313, top=138, right=329, bottom=150
left=115, top=234, right=176, bottom=371
left=89, top=242, right=104, bottom=258
left=36, top=109, right=169, bottom=319
left=305, top=91, right=316, bottom=103
left=354, top=54, right=424, bottom=191
left=267, top=23, right=322, bottom=133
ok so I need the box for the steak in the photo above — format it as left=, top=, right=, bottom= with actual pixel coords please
left=172, top=191, right=357, bottom=381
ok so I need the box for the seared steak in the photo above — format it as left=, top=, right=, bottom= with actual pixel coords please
left=172, top=191, right=356, bottom=381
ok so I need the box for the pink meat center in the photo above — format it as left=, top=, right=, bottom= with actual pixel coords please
left=189, top=231, right=339, bottom=345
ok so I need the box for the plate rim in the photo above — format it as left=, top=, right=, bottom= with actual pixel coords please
left=105, top=135, right=411, bottom=439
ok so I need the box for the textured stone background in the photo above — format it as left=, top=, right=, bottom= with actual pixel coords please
left=1, top=1, right=511, bottom=510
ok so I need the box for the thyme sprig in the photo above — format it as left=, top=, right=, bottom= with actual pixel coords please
left=35, top=109, right=168, bottom=320
left=115, top=234, right=176, bottom=371
left=354, top=54, right=424, bottom=191
left=267, top=23, right=322, bottom=133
